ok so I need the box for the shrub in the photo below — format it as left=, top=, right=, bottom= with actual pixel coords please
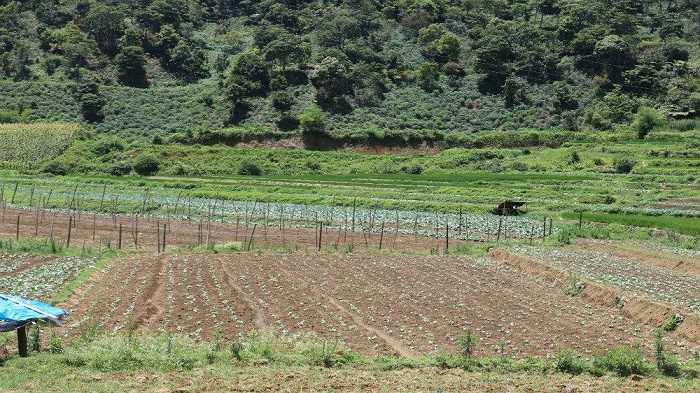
left=92, top=138, right=124, bottom=155
left=402, top=164, right=424, bottom=174
left=238, top=160, right=262, bottom=175
left=592, top=345, right=650, bottom=377
left=133, top=153, right=160, bottom=176
left=555, top=348, right=588, bottom=375
left=654, top=330, right=680, bottom=377
left=299, top=105, right=325, bottom=136
left=457, top=327, right=475, bottom=360
left=613, top=157, right=636, bottom=174
left=663, top=313, right=684, bottom=332
left=42, top=161, right=71, bottom=175
left=108, top=161, right=132, bottom=176
left=563, top=273, right=586, bottom=296
left=633, top=107, right=665, bottom=139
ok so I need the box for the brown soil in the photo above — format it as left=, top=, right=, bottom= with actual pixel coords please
left=490, top=248, right=700, bottom=355
left=59, top=252, right=698, bottom=360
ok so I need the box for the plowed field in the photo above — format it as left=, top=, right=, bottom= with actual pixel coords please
left=59, top=250, right=699, bottom=360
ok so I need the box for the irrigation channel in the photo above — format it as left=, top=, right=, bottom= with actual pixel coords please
left=0, top=179, right=555, bottom=252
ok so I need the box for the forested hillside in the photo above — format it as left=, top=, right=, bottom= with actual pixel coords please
left=1, top=0, right=699, bottom=140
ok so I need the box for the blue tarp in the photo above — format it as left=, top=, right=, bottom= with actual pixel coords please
left=0, top=294, right=68, bottom=331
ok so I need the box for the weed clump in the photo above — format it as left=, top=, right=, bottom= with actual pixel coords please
left=663, top=313, right=684, bottom=332
left=592, top=344, right=651, bottom=377
left=555, top=348, right=588, bottom=375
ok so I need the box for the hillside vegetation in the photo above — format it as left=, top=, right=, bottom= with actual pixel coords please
left=1, top=0, right=700, bottom=141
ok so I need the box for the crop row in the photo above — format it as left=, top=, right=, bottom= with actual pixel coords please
left=0, top=123, right=79, bottom=164
left=507, top=245, right=700, bottom=313
left=0, top=254, right=96, bottom=301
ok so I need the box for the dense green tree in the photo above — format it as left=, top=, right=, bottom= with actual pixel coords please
left=264, top=34, right=310, bottom=73
left=54, top=22, right=98, bottom=68
left=317, top=15, right=364, bottom=50
left=226, top=52, right=271, bottom=98
left=84, top=3, right=125, bottom=56
left=310, top=56, right=352, bottom=110
left=253, top=22, right=286, bottom=48
left=168, top=41, right=208, bottom=81
left=416, top=61, right=440, bottom=91
left=144, top=0, right=190, bottom=30
left=474, top=20, right=514, bottom=91
left=551, top=81, right=578, bottom=112
left=418, top=24, right=461, bottom=62
left=119, top=26, right=142, bottom=48
left=594, top=35, right=633, bottom=82
left=114, top=45, right=148, bottom=87
left=74, top=81, right=105, bottom=122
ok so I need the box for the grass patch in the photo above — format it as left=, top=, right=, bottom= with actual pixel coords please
left=563, top=212, right=700, bottom=237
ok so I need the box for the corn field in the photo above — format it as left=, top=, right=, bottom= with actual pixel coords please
left=0, top=123, right=81, bottom=163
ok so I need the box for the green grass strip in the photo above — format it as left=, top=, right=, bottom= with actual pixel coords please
left=563, top=212, right=700, bottom=236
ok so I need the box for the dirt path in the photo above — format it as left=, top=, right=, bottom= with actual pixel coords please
left=322, top=294, right=419, bottom=358
left=220, top=269, right=268, bottom=332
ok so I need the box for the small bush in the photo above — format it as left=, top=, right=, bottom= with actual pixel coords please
left=42, top=161, right=71, bottom=176
left=613, top=157, right=636, bottom=174
left=62, top=332, right=201, bottom=371
left=238, top=160, right=262, bottom=175
left=107, top=161, right=132, bottom=176
left=555, top=348, right=588, bottom=375
left=402, top=164, right=424, bottom=174
left=457, top=327, right=475, bottom=360
left=663, top=313, right=684, bottom=332
left=299, top=105, right=325, bottom=136
left=564, top=273, right=586, bottom=297
left=633, top=107, right=665, bottom=139
left=654, top=330, right=680, bottom=377
left=49, top=330, right=63, bottom=354
left=92, top=138, right=124, bottom=155
left=133, top=154, right=160, bottom=176
left=592, top=345, right=650, bottom=377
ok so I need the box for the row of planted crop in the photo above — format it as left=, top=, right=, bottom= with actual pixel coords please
left=0, top=254, right=96, bottom=302
left=0, top=180, right=551, bottom=241
left=506, top=245, right=700, bottom=313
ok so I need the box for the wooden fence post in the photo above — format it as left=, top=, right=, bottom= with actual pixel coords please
left=17, top=326, right=28, bottom=357
left=496, top=217, right=502, bottom=242
left=378, top=221, right=384, bottom=250
left=67, top=217, right=72, bottom=248
left=543, top=217, right=547, bottom=242
left=118, top=223, right=122, bottom=250
left=445, top=223, right=449, bottom=253
left=318, top=222, right=323, bottom=251
left=15, top=214, right=20, bottom=240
